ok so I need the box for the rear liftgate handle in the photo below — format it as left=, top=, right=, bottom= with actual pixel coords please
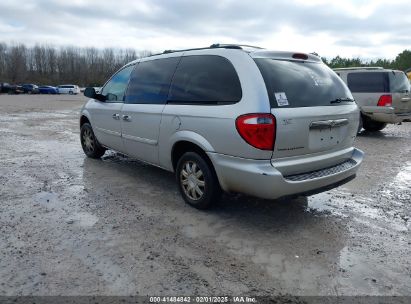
left=310, top=119, right=348, bottom=130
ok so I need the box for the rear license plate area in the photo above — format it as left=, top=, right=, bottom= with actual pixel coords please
left=309, top=127, right=344, bottom=150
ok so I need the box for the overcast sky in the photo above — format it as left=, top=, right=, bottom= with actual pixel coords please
left=0, top=0, right=410, bottom=59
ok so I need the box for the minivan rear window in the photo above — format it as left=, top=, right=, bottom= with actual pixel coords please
left=254, top=59, right=353, bottom=108
left=347, top=72, right=389, bottom=93
left=168, top=55, right=242, bottom=104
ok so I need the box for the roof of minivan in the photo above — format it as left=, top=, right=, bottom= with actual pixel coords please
left=129, top=44, right=322, bottom=64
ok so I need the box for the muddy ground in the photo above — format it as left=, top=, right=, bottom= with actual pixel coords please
left=0, top=94, right=410, bottom=296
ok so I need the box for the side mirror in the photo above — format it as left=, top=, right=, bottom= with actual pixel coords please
left=84, top=87, right=106, bottom=102
left=84, top=87, right=96, bottom=98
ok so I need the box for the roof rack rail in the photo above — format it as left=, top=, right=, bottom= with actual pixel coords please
left=333, top=67, right=384, bottom=71
left=209, top=43, right=264, bottom=50
left=160, top=43, right=263, bottom=55
left=162, top=47, right=211, bottom=54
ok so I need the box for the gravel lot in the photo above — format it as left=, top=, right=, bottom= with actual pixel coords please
left=0, top=94, right=410, bottom=296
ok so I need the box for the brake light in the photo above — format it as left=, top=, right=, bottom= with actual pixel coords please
left=292, top=53, right=309, bottom=60
left=377, top=95, right=392, bottom=107
left=235, top=114, right=276, bottom=150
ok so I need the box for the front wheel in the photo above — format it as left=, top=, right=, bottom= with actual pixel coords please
left=80, top=123, right=106, bottom=158
left=176, top=152, right=221, bottom=210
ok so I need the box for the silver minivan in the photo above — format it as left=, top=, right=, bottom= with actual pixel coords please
left=80, top=44, right=363, bottom=209
left=335, top=67, right=411, bottom=131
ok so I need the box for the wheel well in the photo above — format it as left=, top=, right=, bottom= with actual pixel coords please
left=171, top=141, right=213, bottom=171
left=80, top=115, right=90, bottom=127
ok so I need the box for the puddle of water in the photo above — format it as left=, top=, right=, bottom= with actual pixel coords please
left=307, top=191, right=408, bottom=232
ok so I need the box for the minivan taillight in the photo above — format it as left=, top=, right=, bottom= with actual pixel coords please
left=377, top=95, right=392, bottom=107
left=235, top=114, right=276, bottom=150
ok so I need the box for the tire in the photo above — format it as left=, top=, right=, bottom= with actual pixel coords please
left=69, top=91, right=73, bottom=95
left=362, top=117, right=387, bottom=132
left=176, top=152, right=221, bottom=210
left=80, top=123, right=106, bottom=158
left=357, top=114, right=363, bottom=133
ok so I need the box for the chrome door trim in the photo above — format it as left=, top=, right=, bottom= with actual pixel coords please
left=95, top=127, right=121, bottom=137
left=122, top=133, right=158, bottom=145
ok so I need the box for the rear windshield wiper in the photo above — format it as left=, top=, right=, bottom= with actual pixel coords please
left=330, top=98, right=355, bottom=104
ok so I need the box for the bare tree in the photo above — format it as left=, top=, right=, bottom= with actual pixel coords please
left=0, top=42, right=155, bottom=86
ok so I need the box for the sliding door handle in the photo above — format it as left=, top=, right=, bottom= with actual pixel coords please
left=122, top=115, right=132, bottom=122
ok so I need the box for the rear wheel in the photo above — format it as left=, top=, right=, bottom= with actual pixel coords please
left=176, top=152, right=221, bottom=210
left=69, top=91, right=73, bottom=95
left=362, top=117, right=387, bottom=131
left=357, top=115, right=363, bottom=133
left=80, top=123, right=106, bottom=158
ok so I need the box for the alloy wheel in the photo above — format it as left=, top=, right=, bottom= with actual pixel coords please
left=180, top=161, right=205, bottom=200
left=82, top=128, right=95, bottom=153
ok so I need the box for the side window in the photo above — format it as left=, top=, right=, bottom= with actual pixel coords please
left=101, top=65, right=135, bottom=102
left=168, top=55, right=242, bottom=104
left=347, top=72, right=389, bottom=93
left=389, top=71, right=410, bottom=93
left=125, top=57, right=179, bottom=104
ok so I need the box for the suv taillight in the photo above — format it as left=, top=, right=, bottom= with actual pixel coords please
left=377, top=95, right=392, bottom=107
left=235, top=114, right=276, bottom=150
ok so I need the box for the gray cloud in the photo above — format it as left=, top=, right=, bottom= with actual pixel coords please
left=0, top=0, right=410, bottom=58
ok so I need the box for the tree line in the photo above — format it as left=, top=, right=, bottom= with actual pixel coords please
left=0, top=42, right=410, bottom=87
left=321, top=49, right=411, bottom=71
left=0, top=42, right=151, bottom=87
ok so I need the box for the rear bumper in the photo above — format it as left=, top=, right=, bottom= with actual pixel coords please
left=362, top=106, right=411, bottom=123
left=207, top=148, right=364, bottom=200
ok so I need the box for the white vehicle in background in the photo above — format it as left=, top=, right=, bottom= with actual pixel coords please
left=56, top=84, right=80, bottom=95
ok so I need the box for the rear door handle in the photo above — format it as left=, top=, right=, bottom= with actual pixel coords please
left=122, top=115, right=132, bottom=122
left=112, top=113, right=120, bottom=120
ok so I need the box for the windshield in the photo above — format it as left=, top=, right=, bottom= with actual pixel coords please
left=389, top=71, right=410, bottom=93
left=254, top=59, right=353, bottom=108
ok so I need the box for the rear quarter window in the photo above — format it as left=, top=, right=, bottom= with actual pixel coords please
left=347, top=72, right=389, bottom=93
left=389, top=71, right=410, bottom=93
left=168, top=55, right=242, bottom=104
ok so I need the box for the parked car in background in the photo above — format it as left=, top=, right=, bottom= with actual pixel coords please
left=8, top=84, right=24, bottom=94
left=335, top=67, right=411, bottom=131
left=56, top=84, right=80, bottom=95
left=22, top=84, right=39, bottom=94
left=38, top=85, right=58, bottom=94
left=80, top=44, right=363, bottom=209
left=0, top=82, right=12, bottom=93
